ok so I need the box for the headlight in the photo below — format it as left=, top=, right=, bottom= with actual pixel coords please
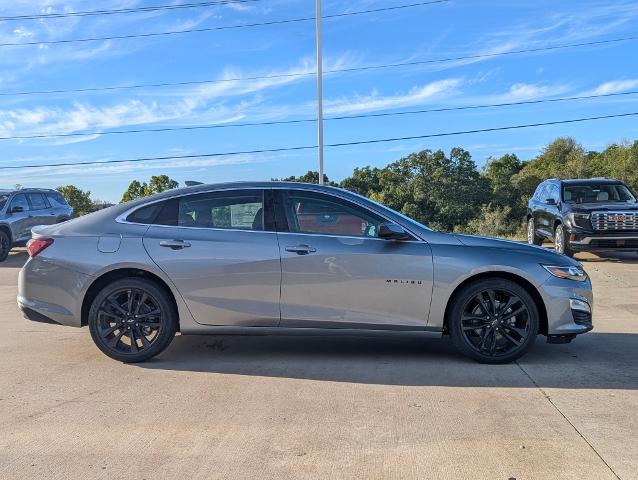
left=542, top=264, right=588, bottom=281
left=568, top=212, right=590, bottom=227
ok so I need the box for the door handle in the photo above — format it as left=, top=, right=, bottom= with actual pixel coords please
left=159, top=239, right=191, bottom=250
left=285, top=244, right=316, bottom=255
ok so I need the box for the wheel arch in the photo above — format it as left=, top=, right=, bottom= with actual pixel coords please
left=443, top=271, right=548, bottom=336
left=81, top=267, right=180, bottom=330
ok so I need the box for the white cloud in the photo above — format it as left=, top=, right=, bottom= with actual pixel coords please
left=589, top=79, right=638, bottom=95
left=324, top=79, right=462, bottom=115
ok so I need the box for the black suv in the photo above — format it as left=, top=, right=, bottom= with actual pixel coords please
left=527, top=178, right=638, bottom=257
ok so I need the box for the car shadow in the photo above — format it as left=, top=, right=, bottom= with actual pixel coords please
left=2, top=250, right=28, bottom=269
left=137, top=331, right=638, bottom=390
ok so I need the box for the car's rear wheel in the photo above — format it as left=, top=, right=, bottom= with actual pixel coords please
left=554, top=224, right=574, bottom=257
left=0, top=230, right=10, bottom=262
left=527, top=218, right=543, bottom=246
left=448, top=278, right=539, bottom=364
left=88, top=278, right=177, bottom=363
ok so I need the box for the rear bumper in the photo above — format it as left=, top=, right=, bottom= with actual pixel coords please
left=18, top=257, right=90, bottom=328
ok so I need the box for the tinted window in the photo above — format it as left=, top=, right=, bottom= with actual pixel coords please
left=27, top=193, right=48, bottom=210
left=154, top=190, right=265, bottom=230
left=0, top=194, right=8, bottom=210
left=126, top=203, right=163, bottom=224
left=563, top=183, right=636, bottom=204
left=46, top=192, right=68, bottom=207
left=283, top=191, right=385, bottom=237
left=9, top=194, right=29, bottom=212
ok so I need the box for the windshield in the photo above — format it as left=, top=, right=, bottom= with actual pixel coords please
left=562, top=183, right=636, bottom=204
left=0, top=194, right=8, bottom=211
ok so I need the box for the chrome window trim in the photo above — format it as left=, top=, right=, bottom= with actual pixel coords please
left=115, top=185, right=426, bottom=241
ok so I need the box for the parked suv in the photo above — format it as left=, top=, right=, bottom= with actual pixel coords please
left=0, top=188, right=73, bottom=262
left=527, top=178, right=638, bottom=257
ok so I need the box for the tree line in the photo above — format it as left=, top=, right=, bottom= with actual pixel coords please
left=55, top=137, right=638, bottom=237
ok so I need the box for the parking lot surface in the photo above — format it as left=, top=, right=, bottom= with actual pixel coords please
left=1, top=249, right=637, bottom=479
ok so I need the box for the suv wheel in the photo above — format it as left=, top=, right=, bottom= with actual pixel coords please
left=88, top=278, right=177, bottom=363
left=554, top=224, right=574, bottom=257
left=527, top=218, right=543, bottom=246
left=448, top=278, right=539, bottom=364
left=0, top=230, right=10, bottom=262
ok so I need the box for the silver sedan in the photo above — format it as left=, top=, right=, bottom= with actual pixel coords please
left=18, top=182, right=593, bottom=363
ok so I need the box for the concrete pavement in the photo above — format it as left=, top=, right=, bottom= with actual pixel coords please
left=0, top=250, right=636, bottom=479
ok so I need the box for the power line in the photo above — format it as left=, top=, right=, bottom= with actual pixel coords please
left=0, top=0, right=259, bottom=21
left=2, top=89, right=637, bottom=142
left=3, top=34, right=637, bottom=97
left=0, top=1, right=450, bottom=47
left=3, top=111, right=637, bottom=171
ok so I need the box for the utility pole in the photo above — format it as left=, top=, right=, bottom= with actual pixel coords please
left=315, top=0, right=324, bottom=185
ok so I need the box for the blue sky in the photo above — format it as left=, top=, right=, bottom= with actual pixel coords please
left=1, top=0, right=638, bottom=202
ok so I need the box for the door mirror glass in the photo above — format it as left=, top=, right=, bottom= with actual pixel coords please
left=545, top=198, right=556, bottom=205
left=378, top=223, right=411, bottom=241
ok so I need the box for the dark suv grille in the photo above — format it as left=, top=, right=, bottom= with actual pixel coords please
left=591, top=212, right=638, bottom=231
left=590, top=239, right=638, bottom=249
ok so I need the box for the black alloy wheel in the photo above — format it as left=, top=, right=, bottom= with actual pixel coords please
left=0, top=230, right=9, bottom=262
left=449, top=278, right=539, bottom=364
left=88, top=278, right=177, bottom=362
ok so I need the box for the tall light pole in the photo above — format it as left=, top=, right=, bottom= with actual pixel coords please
left=315, top=0, right=324, bottom=185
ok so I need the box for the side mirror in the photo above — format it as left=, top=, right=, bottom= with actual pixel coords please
left=545, top=198, right=556, bottom=205
left=10, top=205, right=24, bottom=214
left=378, top=223, right=411, bottom=241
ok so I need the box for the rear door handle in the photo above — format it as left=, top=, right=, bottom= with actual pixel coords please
left=159, top=239, right=191, bottom=250
left=285, top=244, right=316, bottom=255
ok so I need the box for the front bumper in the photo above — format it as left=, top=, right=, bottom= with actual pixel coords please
left=567, top=229, right=638, bottom=251
left=539, top=272, right=593, bottom=340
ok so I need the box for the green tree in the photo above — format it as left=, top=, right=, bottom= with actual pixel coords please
left=340, top=166, right=382, bottom=195
left=56, top=185, right=95, bottom=217
left=121, top=175, right=179, bottom=203
left=483, top=153, right=525, bottom=225
left=273, top=171, right=337, bottom=186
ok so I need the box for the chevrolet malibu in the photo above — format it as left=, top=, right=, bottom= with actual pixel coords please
left=18, top=182, right=593, bottom=364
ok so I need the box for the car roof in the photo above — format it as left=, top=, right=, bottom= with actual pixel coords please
left=0, top=188, right=57, bottom=194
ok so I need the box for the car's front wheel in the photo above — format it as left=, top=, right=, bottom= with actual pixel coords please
left=448, top=278, right=539, bottom=364
left=554, top=223, right=574, bottom=257
left=88, top=278, right=177, bottom=363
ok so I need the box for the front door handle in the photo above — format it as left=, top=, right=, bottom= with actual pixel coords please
left=285, top=244, right=316, bottom=255
left=159, top=239, right=191, bottom=250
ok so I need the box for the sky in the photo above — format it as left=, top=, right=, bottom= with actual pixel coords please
left=1, top=0, right=638, bottom=202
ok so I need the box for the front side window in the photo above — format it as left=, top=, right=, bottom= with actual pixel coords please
left=282, top=191, right=385, bottom=238
left=563, top=183, right=637, bottom=204
left=9, top=194, right=29, bottom=212
left=0, top=194, right=8, bottom=210
left=27, top=193, right=48, bottom=210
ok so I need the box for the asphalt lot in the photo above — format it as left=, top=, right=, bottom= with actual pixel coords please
left=1, top=249, right=637, bottom=480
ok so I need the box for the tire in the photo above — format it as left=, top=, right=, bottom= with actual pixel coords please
left=0, top=230, right=10, bottom=262
left=527, top=217, right=543, bottom=246
left=554, top=223, right=574, bottom=257
left=88, top=278, right=177, bottom=363
left=448, top=278, right=539, bottom=364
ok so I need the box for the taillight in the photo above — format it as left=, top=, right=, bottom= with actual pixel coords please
left=27, top=238, right=54, bottom=257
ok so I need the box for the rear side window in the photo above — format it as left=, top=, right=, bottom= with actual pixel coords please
left=126, top=202, right=163, bottom=224
left=27, top=193, right=48, bottom=210
left=46, top=192, right=69, bottom=207
left=151, top=190, right=265, bottom=231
